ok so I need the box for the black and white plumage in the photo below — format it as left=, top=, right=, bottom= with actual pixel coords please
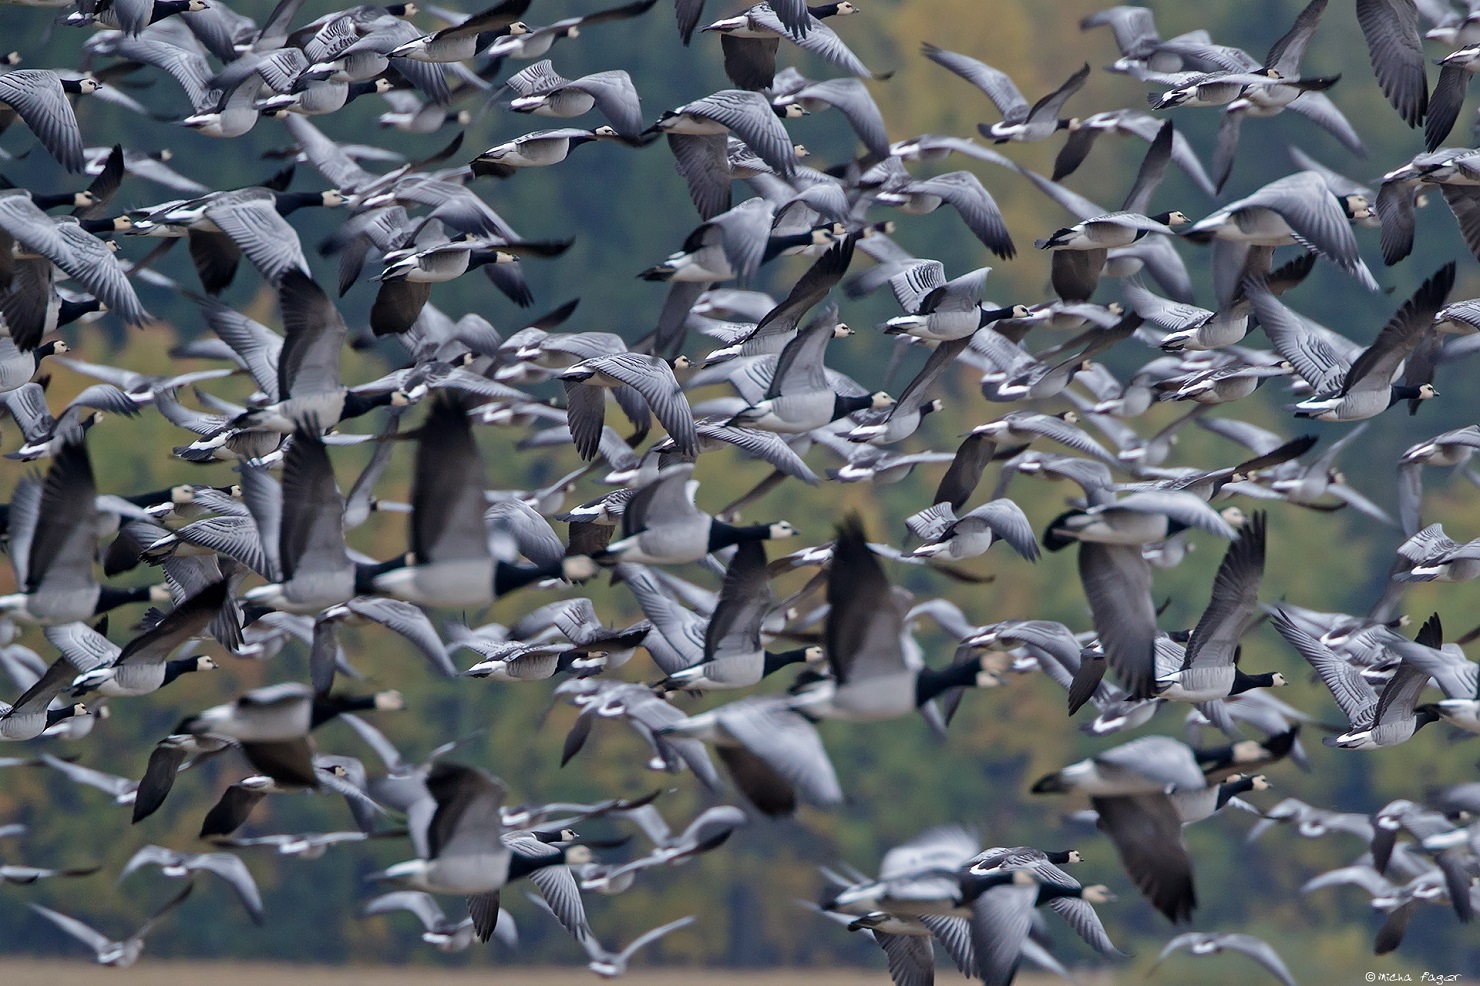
left=560, top=352, right=699, bottom=461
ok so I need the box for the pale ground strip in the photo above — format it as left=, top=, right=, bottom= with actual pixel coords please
left=3, top=959, right=1101, bottom=985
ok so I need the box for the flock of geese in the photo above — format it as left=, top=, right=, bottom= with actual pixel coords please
left=3, top=0, right=1480, bottom=982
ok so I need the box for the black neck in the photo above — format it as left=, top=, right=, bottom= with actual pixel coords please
left=94, top=584, right=152, bottom=615
left=346, top=80, right=383, bottom=102
left=1215, top=777, right=1255, bottom=810
left=33, top=340, right=64, bottom=365
left=494, top=556, right=565, bottom=597
left=31, top=191, right=79, bottom=210
left=707, top=520, right=770, bottom=552
left=150, top=0, right=193, bottom=21
left=1033, top=881, right=1083, bottom=905
left=355, top=554, right=411, bottom=594
left=60, top=78, right=91, bottom=95
left=832, top=393, right=875, bottom=421
left=160, top=658, right=200, bottom=688
left=914, top=659, right=981, bottom=706
left=340, top=389, right=396, bottom=421
left=310, top=692, right=377, bottom=729
left=762, top=647, right=812, bottom=678
left=58, top=296, right=101, bottom=327
left=274, top=191, right=328, bottom=216
left=979, top=306, right=1018, bottom=326
left=45, top=705, right=81, bottom=726
left=1229, top=669, right=1278, bottom=695
left=1388, top=385, right=1425, bottom=407
left=506, top=847, right=565, bottom=881
left=761, top=231, right=815, bottom=263
left=1044, top=850, right=1076, bottom=865
left=809, top=2, right=843, bottom=15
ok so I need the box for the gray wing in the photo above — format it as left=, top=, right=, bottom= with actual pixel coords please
left=1184, top=512, right=1265, bottom=670
left=970, top=882, right=1037, bottom=986
left=1092, top=793, right=1195, bottom=923
left=587, top=354, right=699, bottom=458
left=528, top=863, right=593, bottom=943
left=28, top=904, right=113, bottom=954
left=43, top=621, right=118, bottom=674
left=717, top=697, right=844, bottom=808
left=688, top=90, right=797, bottom=176
left=1358, top=0, right=1428, bottom=127
left=790, top=79, right=887, bottom=160
left=921, top=43, right=1028, bottom=122
left=826, top=518, right=909, bottom=684
left=194, top=853, right=265, bottom=924
left=1244, top=283, right=1349, bottom=394
left=0, top=72, right=86, bottom=172
left=27, top=440, right=98, bottom=595
left=1268, top=607, right=1377, bottom=724
left=766, top=315, right=834, bottom=396
left=1046, top=894, right=1121, bottom=956
left=1343, top=262, right=1453, bottom=396
left=276, top=271, right=347, bottom=398
left=204, top=188, right=310, bottom=286
left=957, top=500, right=1040, bottom=561
left=910, top=171, right=1014, bottom=258
left=571, top=70, right=643, bottom=138
left=874, top=931, right=935, bottom=986
left=344, top=598, right=457, bottom=679
left=1243, top=172, right=1376, bottom=289
left=667, top=134, right=732, bottom=220
left=1078, top=543, right=1158, bottom=700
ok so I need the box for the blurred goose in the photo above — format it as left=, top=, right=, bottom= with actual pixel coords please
left=370, top=762, right=592, bottom=895
left=370, top=890, right=515, bottom=952
left=660, top=693, right=842, bottom=816
left=1156, top=514, right=1287, bottom=702
left=119, top=845, right=263, bottom=925
left=372, top=396, right=597, bottom=607
left=923, top=43, right=1089, bottom=142
left=788, top=515, right=999, bottom=722
left=29, top=883, right=192, bottom=968
left=0, top=440, right=167, bottom=624
left=658, top=540, right=822, bottom=690
left=1151, top=932, right=1295, bottom=986
left=601, top=464, right=796, bottom=565
left=240, top=432, right=356, bottom=613
left=0, top=656, right=85, bottom=740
